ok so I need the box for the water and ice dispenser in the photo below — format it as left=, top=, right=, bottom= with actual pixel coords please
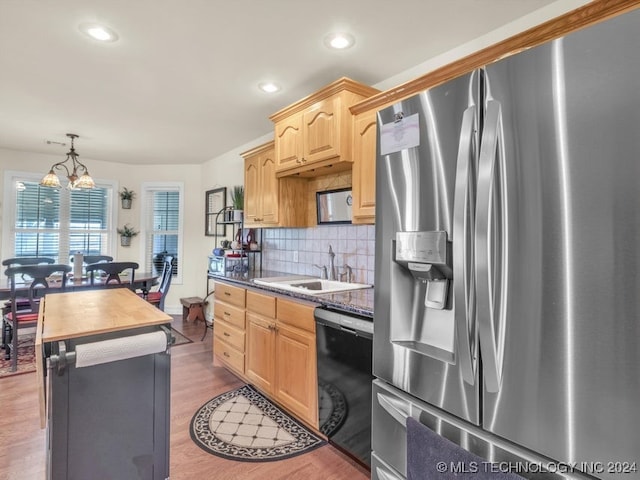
left=394, top=231, right=451, bottom=309
left=390, top=230, right=456, bottom=364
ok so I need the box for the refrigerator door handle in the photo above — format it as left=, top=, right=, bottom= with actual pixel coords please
left=475, top=99, right=509, bottom=393
left=453, top=105, right=478, bottom=385
left=376, top=391, right=410, bottom=426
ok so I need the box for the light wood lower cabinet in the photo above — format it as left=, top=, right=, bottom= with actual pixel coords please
left=213, top=282, right=246, bottom=376
left=274, top=320, right=317, bottom=426
left=245, top=291, right=318, bottom=429
left=245, top=311, right=276, bottom=395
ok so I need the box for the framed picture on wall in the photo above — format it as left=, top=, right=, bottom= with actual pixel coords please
left=205, top=187, right=227, bottom=236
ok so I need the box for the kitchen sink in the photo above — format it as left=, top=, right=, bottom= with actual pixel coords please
left=253, top=276, right=372, bottom=295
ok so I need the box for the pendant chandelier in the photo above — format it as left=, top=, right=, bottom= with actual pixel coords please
left=40, top=133, right=95, bottom=189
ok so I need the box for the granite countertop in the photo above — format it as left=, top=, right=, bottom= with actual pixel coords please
left=208, top=269, right=374, bottom=317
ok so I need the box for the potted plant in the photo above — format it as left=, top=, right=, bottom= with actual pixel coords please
left=117, top=224, right=139, bottom=246
left=119, top=187, right=136, bottom=209
left=230, top=185, right=244, bottom=222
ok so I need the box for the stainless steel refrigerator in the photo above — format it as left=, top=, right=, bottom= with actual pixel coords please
left=372, top=8, right=640, bottom=480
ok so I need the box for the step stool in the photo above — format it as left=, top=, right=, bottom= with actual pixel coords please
left=180, top=297, right=204, bottom=323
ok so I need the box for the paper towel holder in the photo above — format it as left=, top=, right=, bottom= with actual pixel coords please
left=49, top=326, right=173, bottom=375
left=50, top=342, right=76, bottom=376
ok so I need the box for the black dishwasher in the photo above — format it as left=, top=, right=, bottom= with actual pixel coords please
left=314, top=307, right=373, bottom=468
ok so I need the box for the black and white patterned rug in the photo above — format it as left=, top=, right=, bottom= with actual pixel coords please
left=189, top=384, right=325, bottom=462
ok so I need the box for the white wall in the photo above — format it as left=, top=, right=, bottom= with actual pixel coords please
left=374, top=0, right=592, bottom=90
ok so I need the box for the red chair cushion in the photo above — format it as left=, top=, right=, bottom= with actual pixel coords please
left=146, top=292, right=162, bottom=303
left=137, top=291, right=162, bottom=303
left=5, top=312, right=39, bottom=323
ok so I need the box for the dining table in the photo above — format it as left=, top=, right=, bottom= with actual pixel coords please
left=0, top=271, right=159, bottom=302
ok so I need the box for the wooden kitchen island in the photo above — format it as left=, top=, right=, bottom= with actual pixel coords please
left=36, top=288, right=172, bottom=480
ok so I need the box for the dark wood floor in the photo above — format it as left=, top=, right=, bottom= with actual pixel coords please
left=0, top=316, right=370, bottom=479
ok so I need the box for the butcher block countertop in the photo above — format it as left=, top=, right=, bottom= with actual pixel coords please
left=38, top=288, right=172, bottom=342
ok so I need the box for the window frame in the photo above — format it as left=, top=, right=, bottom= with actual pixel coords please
left=140, top=181, right=184, bottom=285
left=2, top=170, right=117, bottom=262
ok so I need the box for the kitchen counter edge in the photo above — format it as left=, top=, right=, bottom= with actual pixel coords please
left=208, top=271, right=373, bottom=318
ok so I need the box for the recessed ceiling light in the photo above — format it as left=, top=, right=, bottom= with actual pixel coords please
left=259, top=82, right=281, bottom=93
left=324, top=32, right=355, bottom=50
left=79, top=23, right=119, bottom=42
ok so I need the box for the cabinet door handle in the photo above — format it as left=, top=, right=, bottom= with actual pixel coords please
left=223, top=352, right=230, bottom=358
left=223, top=332, right=230, bottom=337
left=224, top=292, right=231, bottom=296
left=224, top=311, right=231, bottom=316
left=296, top=158, right=302, bottom=164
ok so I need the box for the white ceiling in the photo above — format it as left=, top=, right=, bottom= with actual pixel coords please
left=0, top=0, right=564, bottom=166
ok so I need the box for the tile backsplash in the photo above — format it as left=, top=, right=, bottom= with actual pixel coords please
left=262, top=225, right=375, bottom=285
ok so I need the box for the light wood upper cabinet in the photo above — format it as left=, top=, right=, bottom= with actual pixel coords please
left=351, top=109, right=377, bottom=224
left=303, top=96, right=340, bottom=163
left=274, top=112, right=303, bottom=172
left=270, top=77, right=379, bottom=178
left=244, top=156, right=260, bottom=222
left=242, top=141, right=308, bottom=228
left=243, top=142, right=278, bottom=225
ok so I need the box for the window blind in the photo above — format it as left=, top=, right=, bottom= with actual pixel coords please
left=14, top=181, right=61, bottom=258
left=68, top=187, right=109, bottom=257
left=145, top=188, right=181, bottom=278
left=11, top=178, right=113, bottom=262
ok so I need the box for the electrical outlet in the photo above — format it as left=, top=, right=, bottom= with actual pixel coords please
left=293, top=250, right=299, bottom=263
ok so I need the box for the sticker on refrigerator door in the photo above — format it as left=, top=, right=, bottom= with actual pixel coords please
left=380, top=113, right=420, bottom=155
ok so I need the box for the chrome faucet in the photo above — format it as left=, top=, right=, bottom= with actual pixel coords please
left=314, top=264, right=328, bottom=279
left=328, top=245, right=337, bottom=280
left=339, top=264, right=353, bottom=283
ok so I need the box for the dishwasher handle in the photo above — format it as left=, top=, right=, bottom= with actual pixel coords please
left=314, top=307, right=374, bottom=337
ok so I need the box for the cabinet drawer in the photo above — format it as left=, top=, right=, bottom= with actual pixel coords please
left=214, top=319, right=245, bottom=352
left=277, top=298, right=316, bottom=332
left=214, top=301, right=245, bottom=329
left=214, top=336, right=244, bottom=374
left=214, top=282, right=246, bottom=308
left=247, top=290, right=276, bottom=318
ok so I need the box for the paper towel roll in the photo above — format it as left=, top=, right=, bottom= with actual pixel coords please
left=75, top=330, right=168, bottom=368
left=73, top=252, right=84, bottom=278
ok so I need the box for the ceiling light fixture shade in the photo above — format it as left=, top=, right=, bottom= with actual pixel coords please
left=40, top=170, right=62, bottom=188
left=324, top=32, right=355, bottom=50
left=40, top=134, right=95, bottom=189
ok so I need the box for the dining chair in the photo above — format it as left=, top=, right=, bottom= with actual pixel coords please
left=86, top=261, right=139, bottom=288
left=2, top=257, right=57, bottom=313
left=138, top=256, right=174, bottom=311
left=2, top=263, right=71, bottom=371
left=83, top=255, right=114, bottom=265
left=2, top=257, right=56, bottom=268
